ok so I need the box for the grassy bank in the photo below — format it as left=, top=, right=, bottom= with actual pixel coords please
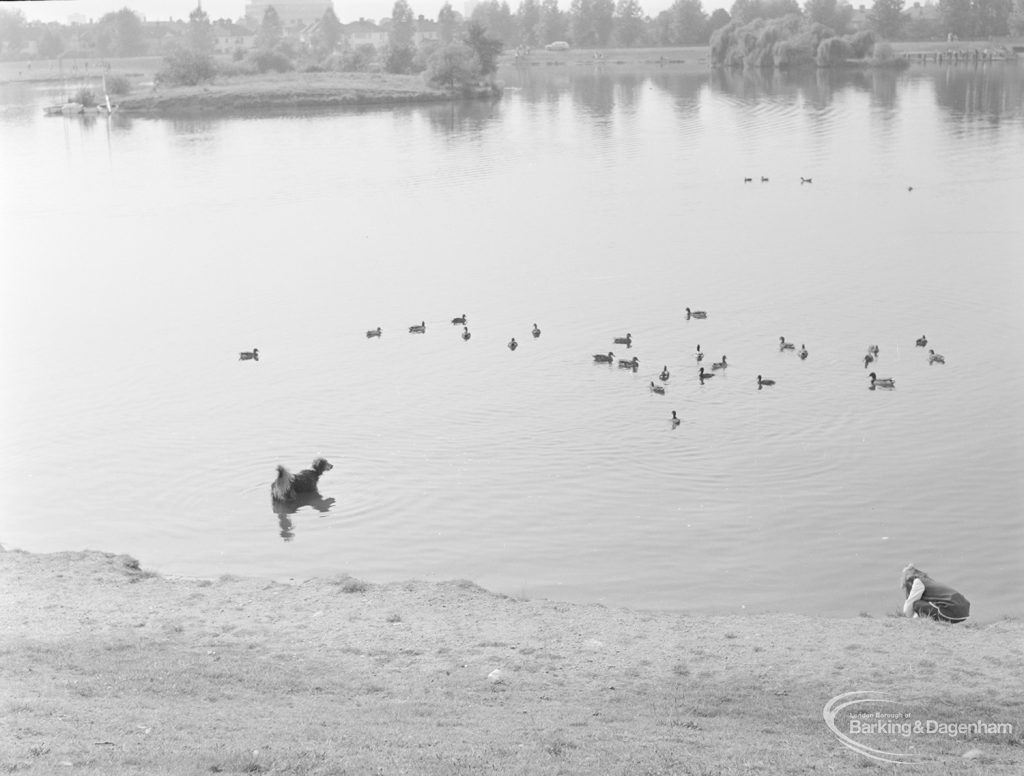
left=2, top=547, right=1022, bottom=775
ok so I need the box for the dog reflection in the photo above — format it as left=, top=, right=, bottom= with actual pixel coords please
left=272, top=491, right=336, bottom=541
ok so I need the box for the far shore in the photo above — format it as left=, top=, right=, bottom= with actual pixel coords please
left=2, top=546, right=1021, bottom=775
left=1, top=39, right=1018, bottom=116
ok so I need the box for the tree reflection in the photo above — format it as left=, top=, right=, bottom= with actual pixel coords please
left=421, top=99, right=501, bottom=136
left=931, top=64, right=1022, bottom=123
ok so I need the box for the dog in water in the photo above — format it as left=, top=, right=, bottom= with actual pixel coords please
left=271, top=457, right=333, bottom=501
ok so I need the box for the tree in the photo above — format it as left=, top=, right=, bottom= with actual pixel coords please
left=870, top=0, right=906, bottom=38
left=316, top=6, right=343, bottom=51
left=538, top=0, right=569, bottom=43
left=974, top=0, right=1011, bottom=36
left=656, top=0, right=709, bottom=44
left=804, top=0, right=852, bottom=33
left=707, top=7, right=732, bottom=35
left=471, top=1, right=518, bottom=46
left=98, top=8, right=146, bottom=57
left=614, top=0, right=646, bottom=45
left=391, top=0, right=416, bottom=47
left=729, top=0, right=800, bottom=23
left=463, top=20, right=503, bottom=74
left=0, top=7, right=26, bottom=54
left=569, top=0, right=616, bottom=46
left=438, top=2, right=461, bottom=43
left=1011, top=0, right=1024, bottom=34
left=939, top=0, right=973, bottom=37
left=187, top=4, right=213, bottom=55
left=38, top=27, right=65, bottom=59
left=426, top=41, right=482, bottom=87
left=256, top=5, right=283, bottom=50
left=517, top=0, right=543, bottom=45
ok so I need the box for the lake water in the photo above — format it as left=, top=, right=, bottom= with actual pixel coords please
left=1, top=62, right=1021, bottom=619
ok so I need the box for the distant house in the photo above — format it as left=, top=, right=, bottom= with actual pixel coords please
left=343, top=20, right=387, bottom=50
left=212, top=22, right=256, bottom=54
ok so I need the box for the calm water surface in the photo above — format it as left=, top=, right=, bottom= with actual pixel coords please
left=1, top=63, right=1022, bottom=618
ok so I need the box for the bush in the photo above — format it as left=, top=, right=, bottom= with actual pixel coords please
left=73, top=87, right=97, bottom=107
left=384, top=43, right=415, bottom=74
left=250, top=49, right=293, bottom=73
left=816, top=36, right=853, bottom=66
left=847, top=30, right=876, bottom=58
left=871, top=41, right=896, bottom=63
left=104, top=73, right=130, bottom=95
left=158, top=49, right=216, bottom=86
left=425, top=42, right=482, bottom=90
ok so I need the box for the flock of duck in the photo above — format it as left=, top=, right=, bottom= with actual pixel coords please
left=238, top=314, right=946, bottom=427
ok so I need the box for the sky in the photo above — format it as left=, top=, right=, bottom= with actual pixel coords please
left=9, top=0, right=728, bottom=25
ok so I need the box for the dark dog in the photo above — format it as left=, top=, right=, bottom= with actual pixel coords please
left=271, top=457, right=333, bottom=501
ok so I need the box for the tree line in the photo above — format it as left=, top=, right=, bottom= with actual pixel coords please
left=2, top=0, right=1022, bottom=63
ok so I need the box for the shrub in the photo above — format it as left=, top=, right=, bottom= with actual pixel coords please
left=73, top=87, right=97, bottom=107
left=158, top=49, right=216, bottom=86
left=250, top=49, right=293, bottom=73
left=871, top=41, right=896, bottom=63
left=425, top=42, right=481, bottom=90
left=104, top=73, right=131, bottom=95
left=384, top=43, right=415, bottom=74
left=847, top=29, right=876, bottom=58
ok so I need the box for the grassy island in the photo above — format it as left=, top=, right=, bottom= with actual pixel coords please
left=2, top=546, right=1022, bottom=775
left=114, top=72, right=474, bottom=116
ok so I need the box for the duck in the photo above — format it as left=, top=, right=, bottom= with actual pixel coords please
left=868, top=345, right=880, bottom=358
left=462, top=326, right=471, bottom=341
left=593, top=352, right=615, bottom=363
left=698, top=367, right=715, bottom=381
left=365, top=327, right=382, bottom=339
left=744, top=177, right=753, bottom=183
left=868, top=372, right=895, bottom=388
left=613, top=333, right=633, bottom=346
left=800, top=177, right=813, bottom=184
left=409, top=321, right=426, bottom=334
left=532, top=323, right=541, bottom=338
left=928, top=349, right=945, bottom=364
left=451, top=314, right=467, bottom=325
left=508, top=337, right=518, bottom=351
left=779, top=336, right=795, bottom=350
left=757, top=375, right=775, bottom=387
left=761, top=176, right=769, bottom=182
left=650, top=381, right=666, bottom=395
left=864, top=353, right=875, bottom=368
left=671, top=410, right=681, bottom=427
left=239, top=348, right=259, bottom=361
left=659, top=366, right=670, bottom=381
left=711, top=355, right=728, bottom=370
left=798, top=344, right=808, bottom=360
left=916, top=335, right=928, bottom=347
left=618, top=356, right=639, bottom=370
left=686, top=308, right=708, bottom=319
left=695, top=344, right=704, bottom=362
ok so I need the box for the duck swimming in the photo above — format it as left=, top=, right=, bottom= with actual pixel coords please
left=869, top=372, right=895, bottom=388
left=711, top=355, right=728, bottom=370
left=916, top=335, right=928, bottom=347
left=779, top=337, right=795, bottom=350
left=659, top=366, right=670, bottom=381
left=650, top=381, right=666, bottom=395
left=613, top=333, right=633, bottom=346
left=798, top=345, right=808, bottom=360
left=532, top=323, right=541, bottom=338
left=365, top=327, right=382, bottom=339
left=928, top=349, right=945, bottom=364
left=462, top=326, right=471, bottom=341
left=671, top=410, right=681, bottom=427
left=698, top=367, right=715, bottom=381
left=618, top=356, right=639, bottom=370
left=409, top=321, right=426, bottom=334
left=451, top=314, right=467, bottom=325
left=757, top=375, right=775, bottom=387
left=686, top=308, right=708, bottom=319
left=593, top=352, right=615, bottom=363
left=864, top=353, right=875, bottom=368
left=239, top=348, right=259, bottom=361
left=508, top=338, right=518, bottom=351
left=695, top=345, right=704, bottom=362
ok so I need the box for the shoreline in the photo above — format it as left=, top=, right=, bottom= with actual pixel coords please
left=3, top=546, right=1021, bottom=774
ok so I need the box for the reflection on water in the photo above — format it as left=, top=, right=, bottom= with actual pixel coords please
left=932, top=63, right=1024, bottom=120
left=273, top=492, right=337, bottom=542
